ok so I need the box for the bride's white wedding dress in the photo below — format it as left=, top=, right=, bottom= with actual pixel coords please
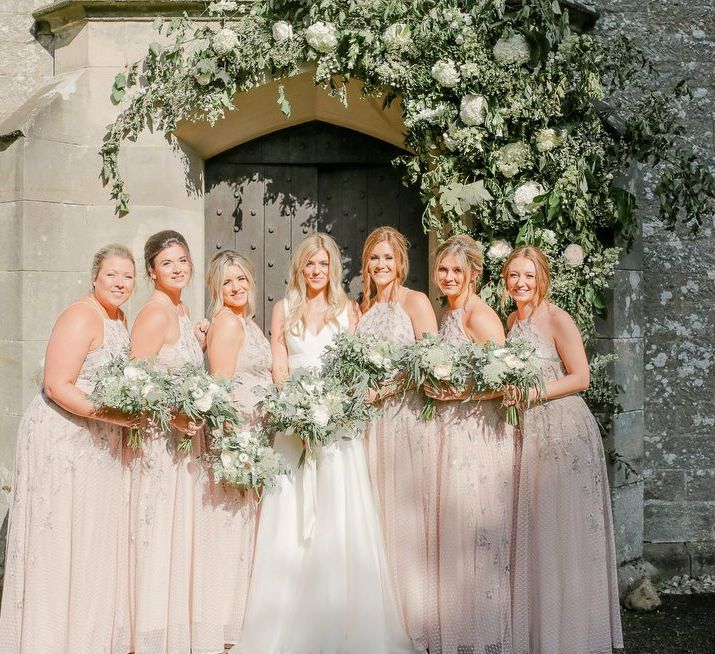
left=233, top=305, right=413, bottom=654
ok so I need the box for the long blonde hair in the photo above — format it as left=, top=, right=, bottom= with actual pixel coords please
left=502, top=245, right=551, bottom=307
left=206, top=250, right=256, bottom=320
left=285, top=233, right=348, bottom=335
left=432, top=234, right=483, bottom=295
left=360, top=226, right=409, bottom=312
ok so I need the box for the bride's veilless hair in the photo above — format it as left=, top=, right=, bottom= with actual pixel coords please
left=432, top=234, right=483, bottom=295
left=143, top=230, right=193, bottom=279
left=360, top=226, right=409, bottom=313
left=90, top=243, right=135, bottom=289
left=285, top=233, right=348, bottom=336
left=501, top=245, right=551, bottom=307
left=206, top=250, right=256, bottom=320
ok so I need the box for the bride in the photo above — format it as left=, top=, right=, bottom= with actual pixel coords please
left=234, top=233, right=413, bottom=654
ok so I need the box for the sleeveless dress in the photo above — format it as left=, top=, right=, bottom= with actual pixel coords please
left=433, top=307, right=514, bottom=654
left=234, top=304, right=412, bottom=654
left=0, top=300, right=130, bottom=653
left=128, top=310, right=205, bottom=654
left=194, top=314, right=270, bottom=648
left=356, top=301, right=437, bottom=651
left=509, top=317, right=623, bottom=654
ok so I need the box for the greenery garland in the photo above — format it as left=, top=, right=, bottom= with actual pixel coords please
left=102, top=0, right=713, bottom=423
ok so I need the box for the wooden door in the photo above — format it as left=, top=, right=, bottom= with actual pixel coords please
left=205, top=121, right=428, bottom=330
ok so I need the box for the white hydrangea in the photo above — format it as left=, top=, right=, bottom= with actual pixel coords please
left=305, top=21, right=338, bottom=53
left=272, top=21, right=293, bottom=42
left=562, top=244, right=585, bottom=268
left=207, top=0, right=237, bottom=13
left=496, top=141, right=530, bottom=178
left=513, top=181, right=547, bottom=216
left=540, top=229, right=557, bottom=246
left=493, top=33, right=531, bottom=66
left=487, top=239, right=513, bottom=261
left=442, top=131, right=458, bottom=151
left=212, top=28, right=239, bottom=55
left=459, top=94, right=487, bottom=126
left=383, top=23, right=411, bottom=50
left=431, top=60, right=461, bottom=88
left=535, top=128, right=560, bottom=152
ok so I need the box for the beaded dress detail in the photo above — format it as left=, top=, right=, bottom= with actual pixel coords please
left=508, top=317, right=623, bottom=654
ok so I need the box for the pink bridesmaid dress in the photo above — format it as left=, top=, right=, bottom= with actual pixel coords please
left=509, top=317, right=623, bottom=654
left=356, top=301, right=438, bottom=652
left=0, top=299, right=131, bottom=653
left=433, top=307, right=515, bottom=654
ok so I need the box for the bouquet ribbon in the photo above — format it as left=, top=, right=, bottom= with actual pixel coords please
left=302, top=451, right=318, bottom=541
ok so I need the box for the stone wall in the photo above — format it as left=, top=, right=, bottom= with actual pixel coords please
left=595, top=0, right=715, bottom=576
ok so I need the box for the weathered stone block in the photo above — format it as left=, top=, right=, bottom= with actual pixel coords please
left=645, top=434, right=715, bottom=470
left=685, top=469, right=715, bottom=501
left=0, top=202, right=21, bottom=271
left=642, top=542, right=691, bottom=581
left=612, top=481, right=644, bottom=562
left=644, top=469, right=686, bottom=501
left=21, top=271, right=87, bottom=341
left=644, top=501, right=715, bottom=542
left=53, top=22, right=89, bottom=74
left=0, top=272, right=21, bottom=341
left=595, top=338, right=644, bottom=412
left=87, top=20, right=127, bottom=68
left=0, top=138, right=24, bottom=202
left=616, top=228, right=643, bottom=271
left=644, top=272, right=714, bottom=310
left=605, top=409, right=644, bottom=487
left=0, top=340, right=22, bottom=417
left=689, top=541, right=715, bottom=576
left=596, top=269, right=643, bottom=339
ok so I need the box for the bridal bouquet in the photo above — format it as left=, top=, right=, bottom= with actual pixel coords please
left=259, top=369, right=374, bottom=466
left=89, top=352, right=172, bottom=448
left=322, top=332, right=398, bottom=394
left=479, top=338, right=546, bottom=426
left=210, top=427, right=288, bottom=496
left=395, top=334, right=475, bottom=421
left=168, top=364, right=242, bottom=453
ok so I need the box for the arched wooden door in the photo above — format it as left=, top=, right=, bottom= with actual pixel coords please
left=205, top=121, right=428, bottom=329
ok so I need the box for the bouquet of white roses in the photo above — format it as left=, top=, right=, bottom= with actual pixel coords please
left=258, top=368, right=374, bottom=466
left=89, top=351, right=172, bottom=448
left=395, top=334, right=475, bottom=420
left=478, top=337, right=545, bottom=426
left=168, top=364, right=242, bottom=453
left=210, top=427, right=288, bottom=496
left=322, top=332, right=398, bottom=395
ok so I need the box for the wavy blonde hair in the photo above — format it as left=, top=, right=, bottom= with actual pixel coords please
left=360, top=226, right=409, bottom=312
left=285, top=233, right=348, bottom=335
left=432, top=234, right=483, bottom=295
left=206, top=250, right=256, bottom=320
left=502, top=245, right=551, bottom=307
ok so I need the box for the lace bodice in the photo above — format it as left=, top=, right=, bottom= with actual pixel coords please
left=285, top=304, right=349, bottom=372
left=156, top=313, right=203, bottom=372
left=508, top=318, right=566, bottom=384
left=439, top=308, right=469, bottom=343
left=231, top=317, right=273, bottom=413
left=75, top=316, right=130, bottom=393
left=356, top=301, right=415, bottom=345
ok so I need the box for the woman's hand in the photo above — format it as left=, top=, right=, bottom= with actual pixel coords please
left=194, top=319, right=210, bottom=350
left=424, top=381, right=470, bottom=401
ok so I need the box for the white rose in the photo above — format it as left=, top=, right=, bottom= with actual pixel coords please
left=141, top=383, right=157, bottom=399
left=311, top=403, right=331, bottom=428
left=194, top=72, right=211, bottom=86
left=220, top=450, right=239, bottom=469
left=493, top=33, right=531, bottom=66
left=383, top=23, right=411, bottom=50
left=368, top=352, right=387, bottom=368
left=431, top=60, right=461, bottom=88
left=496, top=142, right=530, bottom=178
left=238, top=452, right=250, bottom=464
left=195, top=393, right=214, bottom=413
left=535, top=128, right=560, bottom=152
left=482, top=360, right=508, bottom=386
left=305, top=21, right=338, bottom=53
left=433, top=363, right=453, bottom=381
left=541, top=229, right=557, bottom=246
left=502, top=354, right=526, bottom=370
left=487, top=239, right=512, bottom=261
left=212, top=28, right=239, bottom=56
left=123, top=366, right=144, bottom=380
left=459, top=94, right=487, bottom=126
left=208, top=0, right=237, bottom=13
left=272, top=21, right=293, bottom=42
left=513, top=181, right=547, bottom=216
left=562, top=244, right=585, bottom=268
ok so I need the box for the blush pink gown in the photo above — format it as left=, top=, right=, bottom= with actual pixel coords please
left=0, top=300, right=131, bottom=653
left=509, top=317, right=623, bottom=654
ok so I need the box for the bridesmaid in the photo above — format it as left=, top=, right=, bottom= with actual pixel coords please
left=356, top=226, right=438, bottom=651
left=128, top=230, right=207, bottom=654
left=0, top=245, right=137, bottom=653
left=203, top=251, right=268, bottom=645
left=504, top=245, right=623, bottom=653
left=424, top=235, right=514, bottom=654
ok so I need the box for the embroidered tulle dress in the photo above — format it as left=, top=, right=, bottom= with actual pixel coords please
left=193, top=315, right=270, bottom=647
left=509, top=317, right=623, bottom=654
left=128, top=310, right=206, bottom=654
left=433, top=307, right=514, bottom=654
left=356, top=301, right=437, bottom=651
left=0, top=303, right=130, bottom=653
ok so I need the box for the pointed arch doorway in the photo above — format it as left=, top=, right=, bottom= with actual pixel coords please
left=204, top=121, right=428, bottom=330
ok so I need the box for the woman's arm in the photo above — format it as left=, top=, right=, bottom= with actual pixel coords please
left=130, top=304, right=170, bottom=359
left=206, top=312, right=244, bottom=380
left=270, top=300, right=290, bottom=384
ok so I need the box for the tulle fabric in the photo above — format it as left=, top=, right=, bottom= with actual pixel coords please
left=0, top=310, right=131, bottom=654
left=508, top=318, right=623, bottom=654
